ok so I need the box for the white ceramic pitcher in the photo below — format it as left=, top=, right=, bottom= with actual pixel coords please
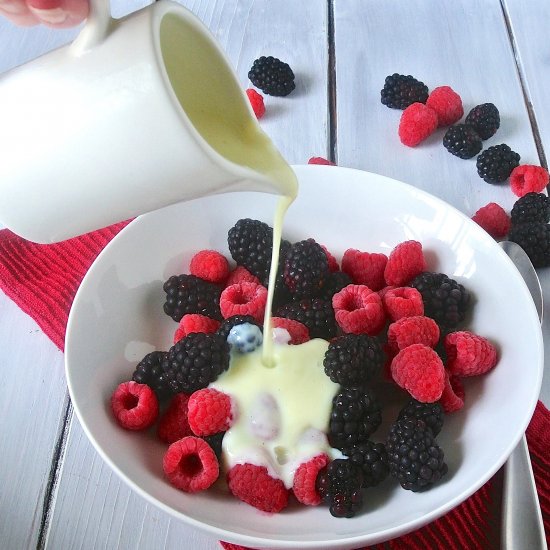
left=0, top=0, right=296, bottom=243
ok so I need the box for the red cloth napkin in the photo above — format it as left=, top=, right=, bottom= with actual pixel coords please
left=0, top=225, right=548, bottom=549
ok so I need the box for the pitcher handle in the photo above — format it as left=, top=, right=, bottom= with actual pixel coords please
left=71, top=0, right=112, bottom=55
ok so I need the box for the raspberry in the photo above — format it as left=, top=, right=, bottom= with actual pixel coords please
left=271, top=317, right=310, bottom=344
left=308, top=156, right=336, bottom=165
left=157, top=392, right=192, bottom=444
left=220, top=543, right=247, bottom=550
left=390, top=344, right=445, bottom=402
left=471, top=202, right=511, bottom=239
left=511, top=193, right=550, bottom=225
left=248, top=56, right=295, bottom=97
left=381, top=73, right=429, bottom=109
left=283, top=238, right=329, bottom=299
left=245, top=88, right=265, bottom=119
left=189, top=250, right=230, bottom=284
left=131, top=351, right=171, bottom=399
left=316, top=459, right=364, bottom=518
left=465, top=103, right=500, bottom=140
left=329, top=387, right=382, bottom=449
left=276, top=297, right=337, bottom=340
left=509, top=165, right=550, bottom=197
left=508, top=222, right=550, bottom=267
left=439, top=373, right=465, bottom=413
left=426, top=86, right=463, bottom=127
left=382, top=286, right=424, bottom=321
left=341, top=248, right=388, bottom=291
left=163, top=436, right=219, bottom=492
left=320, top=244, right=340, bottom=272
left=219, top=281, right=267, bottom=323
left=343, top=441, right=389, bottom=488
left=227, top=322, right=263, bottom=353
left=332, top=284, right=386, bottom=335
left=225, top=265, right=261, bottom=287
left=398, top=102, right=438, bottom=147
left=386, top=418, right=447, bottom=491
left=292, top=453, right=330, bottom=505
left=323, top=333, right=384, bottom=387
left=384, top=240, right=427, bottom=286
left=174, top=313, right=221, bottom=343
left=216, top=314, right=262, bottom=340
left=187, top=388, right=234, bottom=436
left=476, top=144, right=520, bottom=184
left=163, top=274, right=222, bottom=322
left=443, top=124, right=482, bottom=159
left=444, top=331, right=498, bottom=377
left=111, top=381, right=159, bottom=430
left=227, top=463, right=289, bottom=513
left=397, top=398, right=444, bottom=437
left=387, top=315, right=440, bottom=352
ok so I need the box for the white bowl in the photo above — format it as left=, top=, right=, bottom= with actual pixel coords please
left=65, top=165, right=543, bottom=549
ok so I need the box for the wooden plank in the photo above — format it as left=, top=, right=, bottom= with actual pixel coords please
left=46, top=1, right=328, bottom=548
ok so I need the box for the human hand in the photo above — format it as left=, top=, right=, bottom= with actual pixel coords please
left=0, top=0, right=88, bottom=28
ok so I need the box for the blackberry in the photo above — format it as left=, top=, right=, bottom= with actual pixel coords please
left=323, top=334, right=384, bottom=388
left=508, top=222, right=550, bottom=267
left=131, top=351, right=172, bottom=399
left=464, top=103, right=500, bottom=140
left=397, top=399, right=444, bottom=437
left=343, top=441, right=389, bottom=488
left=248, top=56, right=295, bottom=97
left=442, top=124, right=482, bottom=159
left=476, top=144, right=520, bottom=184
left=329, top=387, right=382, bottom=450
left=161, top=332, right=230, bottom=394
left=386, top=418, right=448, bottom=492
left=204, top=432, right=225, bottom=461
left=380, top=73, right=429, bottom=109
left=510, top=192, right=550, bottom=225
left=283, top=238, right=329, bottom=299
left=216, top=314, right=262, bottom=340
left=410, top=272, right=470, bottom=329
left=163, top=274, right=222, bottom=322
left=227, top=218, right=291, bottom=284
left=316, top=459, right=364, bottom=518
left=275, top=297, right=336, bottom=339
left=320, top=271, right=353, bottom=300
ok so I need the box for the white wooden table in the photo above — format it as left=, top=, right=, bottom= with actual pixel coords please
left=1, top=1, right=549, bottom=548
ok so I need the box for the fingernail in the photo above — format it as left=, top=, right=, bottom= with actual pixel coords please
left=28, top=6, right=68, bottom=24
left=0, top=0, right=27, bottom=14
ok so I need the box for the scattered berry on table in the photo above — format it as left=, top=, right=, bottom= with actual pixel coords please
left=509, top=164, right=550, bottom=197
left=381, top=286, right=424, bottom=321
left=397, top=399, right=444, bottom=437
left=248, top=56, right=295, bottom=97
left=440, top=373, right=465, bottom=413
left=471, top=202, right=511, bottom=239
left=163, top=274, right=222, bottom=322
left=293, top=453, right=330, bottom=506
left=508, top=222, right=550, bottom=267
left=163, top=436, right=219, bottom=492
left=464, top=103, right=500, bottom=140
left=510, top=192, right=550, bottom=225
left=188, top=388, right=234, bottom=436
left=131, top=350, right=171, bottom=399
left=329, top=387, right=382, bottom=450
left=390, top=343, right=445, bottom=403
left=398, top=102, right=438, bottom=147
left=384, top=240, right=427, bottom=287
left=308, top=156, right=336, bottom=165
left=111, top=381, right=159, bottom=430
left=227, top=463, right=289, bottom=512
left=161, top=332, right=230, bottom=394
left=341, top=248, right=388, bottom=291
left=476, top=144, right=520, bottom=184
left=271, top=316, right=310, bottom=344
left=173, top=313, right=221, bottom=343
left=245, top=88, right=265, bottom=119
left=410, top=271, right=471, bottom=329
left=216, top=314, right=262, bottom=340
left=276, top=297, right=337, bottom=340
left=426, top=85, right=464, bottom=127
left=442, top=124, right=483, bottom=159
left=157, top=392, right=192, bottom=443
left=386, top=418, right=448, bottom=492
left=227, top=322, right=263, bottom=353
left=283, top=238, right=329, bottom=299
left=189, top=249, right=230, bottom=284
left=444, top=331, right=498, bottom=377
left=380, top=73, right=429, bottom=109
left=316, top=459, right=364, bottom=518
left=323, top=333, right=384, bottom=388
left=343, top=440, right=389, bottom=488
left=387, top=315, right=440, bottom=352
left=219, top=281, right=267, bottom=324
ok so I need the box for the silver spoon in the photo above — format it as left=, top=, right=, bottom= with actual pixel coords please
left=499, top=240, right=546, bottom=550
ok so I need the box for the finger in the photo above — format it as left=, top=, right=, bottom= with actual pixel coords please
left=0, top=0, right=40, bottom=25
left=27, top=0, right=88, bottom=28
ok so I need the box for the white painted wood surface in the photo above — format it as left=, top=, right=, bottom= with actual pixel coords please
left=0, top=1, right=548, bottom=549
